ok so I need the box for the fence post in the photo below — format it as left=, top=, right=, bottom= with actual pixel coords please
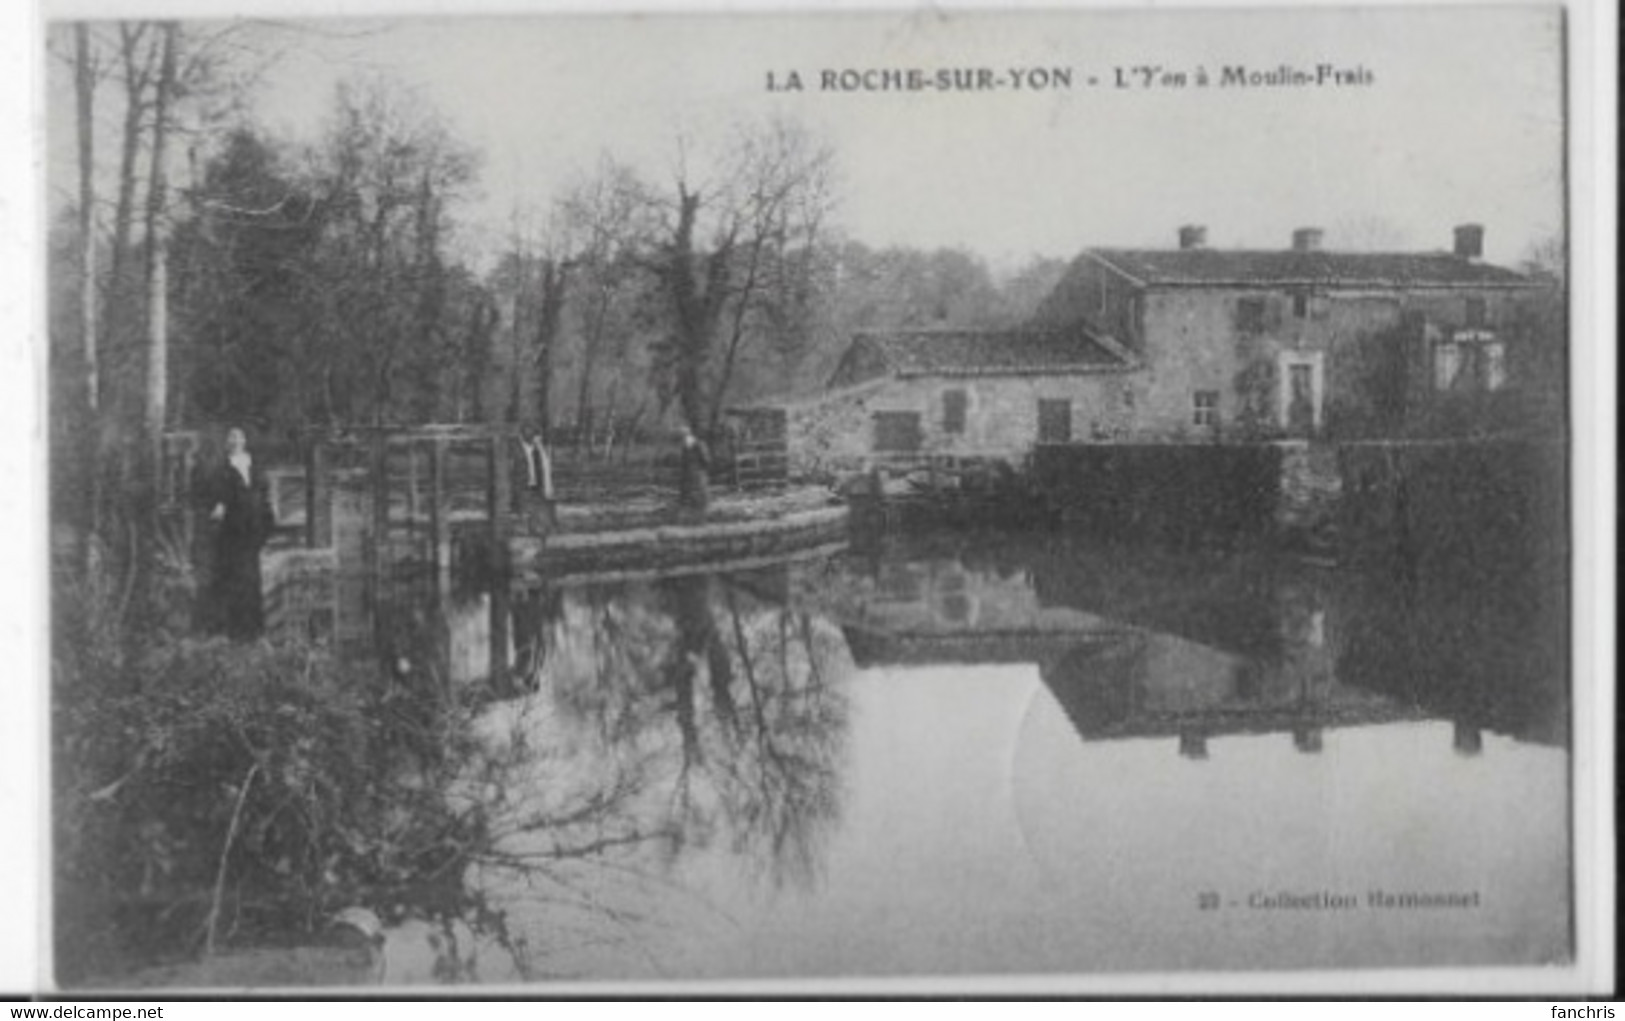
left=488, top=431, right=512, bottom=545
left=428, top=437, right=449, bottom=599
left=369, top=431, right=388, bottom=584
left=486, top=431, right=512, bottom=692
left=305, top=438, right=332, bottom=549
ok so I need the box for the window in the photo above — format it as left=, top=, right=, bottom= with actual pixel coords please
left=1236, top=296, right=1267, bottom=333
left=1435, top=338, right=1506, bottom=393
left=937, top=573, right=972, bottom=624
left=873, top=411, right=922, bottom=453
left=1037, top=399, right=1072, bottom=444
left=1433, top=342, right=1464, bottom=391
left=1278, top=353, right=1324, bottom=434
left=1292, top=289, right=1310, bottom=319
left=1192, top=390, right=1220, bottom=427
left=1465, top=296, right=1488, bottom=329
left=1481, top=342, right=1506, bottom=391
left=1121, top=384, right=1136, bottom=411
left=942, top=389, right=968, bottom=434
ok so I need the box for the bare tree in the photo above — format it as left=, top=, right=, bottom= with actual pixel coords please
left=72, top=25, right=101, bottom=554
left=640, top=118, right=836, bottom=432
left=491, top=206, right=573, bottom=432
left=304, top=76, right=478, bottom=424
left=141, top=22, right=178, bottom=483
left=73, top=26, right=99, bottom=416
left=107, top=22, right=156, bottom=358
left=529, top=255, right=571, bottom=434
left=558, top=157, right=648, bottom=447
left=706, top=120, right=835, bottom=432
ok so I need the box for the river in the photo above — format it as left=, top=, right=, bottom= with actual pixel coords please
left=355, top=526, right=1569, bottom=982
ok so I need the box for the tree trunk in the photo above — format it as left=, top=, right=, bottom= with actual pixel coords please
left=74, top=25, right=100, bottom=552
left=463, top=292, right=494, bottom=423
left=97, top=21, right=153, bottom=514
left=708, top=233, right=768, bottom=434
left=664, top=186, right=731, bottom=433
left=508, top=282, right=524, bottom=424
left=108, top=23, right=150, bottom=357
left=413, top=170, right=445, bottom=422
left=532, top=258, right=569, bottom=441
left=575, top=286, right=610, bottom=450
left=75, top=27, right=98, bottom=415
left=141, top=22, right=177, bottom=494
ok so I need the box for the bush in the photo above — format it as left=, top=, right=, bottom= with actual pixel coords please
left=54, top=617, right=480, bottom=985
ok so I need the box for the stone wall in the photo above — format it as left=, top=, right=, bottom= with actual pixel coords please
left=1123, top=287, right=1531, bottom=442
left=784, top=372, right=1131, bottom=477
left=1032, top=252, right=1536, bottom=444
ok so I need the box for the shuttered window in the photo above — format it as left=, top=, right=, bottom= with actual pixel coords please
left=873, top=411, right=922, bottom=453
left=1037, top=399, right=1072, bottom=444
left=942, top=389, right=968, bottom=434
left=1237, top=296, right=1267, bottom=332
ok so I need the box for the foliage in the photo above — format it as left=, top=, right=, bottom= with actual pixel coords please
left=1229, top=357, right=1281, bottom=441
left=171, top=128, right=325, bottom=432
left=52, top=588, right=481, bottom=984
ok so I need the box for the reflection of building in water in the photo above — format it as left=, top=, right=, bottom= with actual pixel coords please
left=1027, top=540, right=1567, bottom=752
left=1038, top=630, right=1430, bottom=759
left=831, top=547, right=1130, bottom=643
left=825, top=541, right=1511, bottom=760
left=1324, top=568, right=1569, bottom=749
left=836, top=549, right=1140, bottom=687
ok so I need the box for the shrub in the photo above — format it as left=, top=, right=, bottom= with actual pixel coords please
left=54, top=616, right=479, bottom=984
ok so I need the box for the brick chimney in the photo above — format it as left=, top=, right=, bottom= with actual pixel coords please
left=1291, top=227, right=1324, bottom=252
left=1178, top=225, right=1208, bottom=250
left=1453, top=223, right=1484, bottom=261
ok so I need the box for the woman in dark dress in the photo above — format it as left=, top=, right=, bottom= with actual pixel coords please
left=677, top=426, right=711, bottom=514
left=198, top=426, right=275, bottom=639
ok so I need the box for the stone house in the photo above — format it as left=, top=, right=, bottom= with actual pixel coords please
left=776, top=223, right=1547, bottom=476
left=780, top=328, right=1137, bottom=475
left=1028, top=224, right=1547, bottom=441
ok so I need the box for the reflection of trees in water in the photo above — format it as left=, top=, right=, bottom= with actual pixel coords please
left=681, top=578, right=849, bottom=893
left=460, top=571, right=850, bottom=976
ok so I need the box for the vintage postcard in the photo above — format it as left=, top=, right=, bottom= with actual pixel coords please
left=17, top=0, right=1614, bottom=997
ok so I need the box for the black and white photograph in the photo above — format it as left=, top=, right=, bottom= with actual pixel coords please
left=18, top=0, right=1613, bottom=996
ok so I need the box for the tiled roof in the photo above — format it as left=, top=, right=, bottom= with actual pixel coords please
left=852, top=328, right=1134, bottom=378
left=1087, top=248, right=1537, bottom=289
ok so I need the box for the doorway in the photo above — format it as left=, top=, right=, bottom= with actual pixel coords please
left=1277, top=352, right=1324, bottom=436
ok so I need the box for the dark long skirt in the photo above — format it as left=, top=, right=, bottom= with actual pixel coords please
left=204, top=535, right=265, bottom=640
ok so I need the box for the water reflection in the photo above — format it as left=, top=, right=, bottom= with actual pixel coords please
left=336, top=527, right=1569, bottom=980
left=448, top=571, right=850, bottom=978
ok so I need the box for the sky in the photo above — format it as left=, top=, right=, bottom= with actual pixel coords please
left=44, top=3, right=1567, bottom=271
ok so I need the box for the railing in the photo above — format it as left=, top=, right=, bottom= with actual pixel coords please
left=721, top=436, right=790, bottom=492
left=861, top=451, right=1020, bottom=486
left=174, top=424, right=802, bottom=551
left=262, top=547, right=338, bottom=641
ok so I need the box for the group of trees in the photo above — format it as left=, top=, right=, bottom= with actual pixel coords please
left=490, top=124, right=1067, bottom=447
left=49, top=18, right=1065, bottom=597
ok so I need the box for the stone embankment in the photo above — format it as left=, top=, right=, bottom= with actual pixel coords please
left=513, top=486, right=849, bottom=576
